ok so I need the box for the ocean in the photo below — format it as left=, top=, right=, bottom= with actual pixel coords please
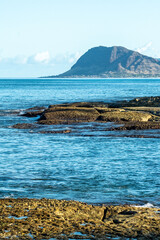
left=0, top=78, right=160, bottom=206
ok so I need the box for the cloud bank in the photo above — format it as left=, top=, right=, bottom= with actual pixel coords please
left=0, top=51, right=82, bottom=77
left=34, top=51, right=50, bottom=63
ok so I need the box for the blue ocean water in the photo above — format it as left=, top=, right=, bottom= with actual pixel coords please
left=0, top=78, right=160, bottom=206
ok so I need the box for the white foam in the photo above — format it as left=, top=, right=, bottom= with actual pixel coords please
left=4, top=194, right=14, bottom=199
left=132, top=203, right=155, bottom=208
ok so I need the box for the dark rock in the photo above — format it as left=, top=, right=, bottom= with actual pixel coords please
left=27, top=106, right=46, bottom=111
left=118, top=210, right=137, bottom=215
left=109, top=122, right=160, bottom=131
left=21, top=110, right=44, bottom=118
left=108, top=96, right=160, bottom=108
left=20, top=106, right=46, bottom=118
left=113, top=219, right=122, bottom=224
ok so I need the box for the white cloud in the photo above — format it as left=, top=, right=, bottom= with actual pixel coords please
left=136, top=42, right=152, bottom=54
left=34, top=51, right=50, bottom=63
left=135, top=42, right=160, bottom=58
left=0, top=50, right=83, bottom=77
left=0, top=50, right=82, bottom=66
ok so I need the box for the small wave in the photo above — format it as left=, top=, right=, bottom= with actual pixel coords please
left=132, top=203, right=155, bottom=208
left=3, top=194, right=14, bottom=199
left=0, top=109, right=24, bottom=116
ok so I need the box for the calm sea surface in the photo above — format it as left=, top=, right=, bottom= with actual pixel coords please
left=0, top=78, right=160, bottom=206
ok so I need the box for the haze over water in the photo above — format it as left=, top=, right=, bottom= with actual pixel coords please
left=0, top=78, right=160, bottom=206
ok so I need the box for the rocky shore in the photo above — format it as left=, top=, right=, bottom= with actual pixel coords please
left=11, top=96, right=160, bottom=137
left=0, top=198, right=160, bottom=239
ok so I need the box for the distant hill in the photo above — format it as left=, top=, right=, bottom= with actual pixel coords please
left=45, top=46, right=160, bottom=78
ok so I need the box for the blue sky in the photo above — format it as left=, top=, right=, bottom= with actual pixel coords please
left=0, top=0, right=160, bottom=77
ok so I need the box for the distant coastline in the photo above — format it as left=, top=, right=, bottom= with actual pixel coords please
left=41, top=75, right=160, bottom=79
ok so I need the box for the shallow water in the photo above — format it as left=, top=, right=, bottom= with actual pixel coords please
left=0, top=78, right=160, bottom=206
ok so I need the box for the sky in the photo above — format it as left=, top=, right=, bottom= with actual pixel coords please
left=0, top=0, right=160, bottom=77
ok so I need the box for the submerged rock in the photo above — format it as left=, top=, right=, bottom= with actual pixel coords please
left=109, top=121, right=160, bottom=131
left=11, top=123, right=38, bottom=129
left=0, top=198, right=159, bottom=239
left=21, top=110, right=44, bottom=118
left=21, top=106, right=46, bottom=118
left=39, top=129, right=71, bottom=134
left=106, top=134, right=160, bottom=138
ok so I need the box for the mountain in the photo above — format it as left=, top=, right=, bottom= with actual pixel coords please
left=46, top=46, right=160, bottom=78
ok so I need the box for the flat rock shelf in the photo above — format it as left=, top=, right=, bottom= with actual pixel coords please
left=0, top=198, right=160, bottom=239
left=11, top=96, right=160, bottom=138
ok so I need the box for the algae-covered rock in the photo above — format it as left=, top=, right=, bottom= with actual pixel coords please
left=39, top=129, right=71, bottom=134
left=11, top=123, right=38, bottom=129
left=38, top=105, right=152, bottom=125
left=124, top=107, right=160, bottom=119
left=0, top=198, right=160, bottom=239
left=38, top=107, right=100, bottom=125
left=49, top=101, right=108, bottom=109
left=98, top=111, right=152, bottom=122
left=10, top=97, right=160, bottom=132
left=95, top=107, right=125, bottom=114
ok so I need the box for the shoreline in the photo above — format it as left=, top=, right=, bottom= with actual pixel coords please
left=0, top=198, right=160, bottom=239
